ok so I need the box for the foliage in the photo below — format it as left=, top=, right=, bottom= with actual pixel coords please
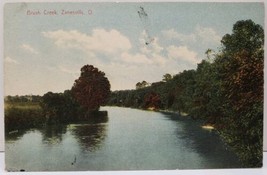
left=107, top=20, right=263, bottom=167
left=216, top=20, right=264, bottom=167
left=143, top=92, right=162, bottom=109
left=136, top=80, right=150, bottom=89
left=162, top=73, right=172, bottom=82
left=71, top=65, right=111, bottom=111
left=41, top=90, right=82, bottom=124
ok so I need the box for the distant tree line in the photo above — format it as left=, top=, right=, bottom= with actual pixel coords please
left=107, top=20, right=263, bottom=167
left=5, top=95, right=42, bottom=103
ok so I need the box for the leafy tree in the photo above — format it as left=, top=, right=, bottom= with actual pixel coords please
left=221, top=20, right=263, bottom=57
left=162, top=73, right=172, bottom=82
left=217, top=19, right=264, bottom=167
left=190, top=60, right=223, bottom=124
left=41, top=92, right=65, bottom=123
left=41, top=91, right=80, bottom=123
left=205, top=49, right=215, bottom=62
left=136, top=82, right=142, bottom=89
left=191, top=60, right=212, bottom=119
left=136, top=80, right=150, bottom=89
left=71, top=65, right=111, bottom=111
left=173, top=70, right=196, bottom=114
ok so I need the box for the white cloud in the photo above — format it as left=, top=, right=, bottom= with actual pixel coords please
left=195, top=26, right=221, bottom=45
left=139, top=32, right=166, bottom=65
left=42, top=29, right=132, bottom=56
left=5, top=56, right=19, bottom=64
left=149, top=38, right=164, bottom=54
left=152, top=53, right=167, bottom=65
left=42, top=28, right=202, bottom=91
left=140, top=31, right=163, bottom=54
left=162, top=28, right=196, bottom=43
left=162, top=26, right=221, bottom=45
left=20, top=44, right=39, bottom=54
left=167, top=45, right=199, bottom=65
left=120, top=52, right=153, bottom=64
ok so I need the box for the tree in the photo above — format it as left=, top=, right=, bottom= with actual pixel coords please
left=219, top=20, right=264, bottom=107
left=191, top=60, right=213, bottom=119
left=41, top=92, right=65, bottom=123
left=173, top=69, right=196, bottom=114
left=217, top=20, right=264, bottom=167
left=205, top=49, right=215, bottom=62
left=221, top=20, right=263, bottom=57
left=71, top=65, right=111, bottom=111
left=136, top=80, right=149, bottom=89
left=41, top=91, right=80, bottom=123
left=162, top=73, right=172, bottom=82
left=136, top=82, right=142, bottom=89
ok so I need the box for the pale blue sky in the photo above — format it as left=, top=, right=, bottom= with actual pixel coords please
left=4, top=2, right=264, bottom=95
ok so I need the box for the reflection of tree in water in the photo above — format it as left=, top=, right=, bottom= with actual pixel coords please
left=5, top=130, right=28, bottom=142
left=41, top=125, right=67, bottom=145
left=71, top=115, right=108, bottom=152
left=162, top=112, right=242, bottom=168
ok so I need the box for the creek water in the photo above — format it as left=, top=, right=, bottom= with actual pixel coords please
left=5, top=106, right=241, bottom=171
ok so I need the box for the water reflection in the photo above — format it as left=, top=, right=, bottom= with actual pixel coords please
left=70, top=123, right=107, bottom=152
left=70, top=114, right=108, bottom=152
left=5, top=130, right=28, bottom=142
left=162, top=112, right=241, bottom=168
left=181, top=122, right=241, bottom=168
left=41, top=125, right=67, bottom=145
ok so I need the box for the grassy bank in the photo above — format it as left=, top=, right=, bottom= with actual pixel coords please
left=5, top=102, right=46, bottom=132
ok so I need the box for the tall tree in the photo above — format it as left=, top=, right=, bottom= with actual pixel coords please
left=217, top=20, right=264, bottom=167
left=71, top=65, right=111, bottom=111
left=136, top=80, right=149, bottom=89
left=162, top=73, right=172, bottom=82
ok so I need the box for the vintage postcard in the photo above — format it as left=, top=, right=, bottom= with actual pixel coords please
left=4, top=1, right=264, bottom=171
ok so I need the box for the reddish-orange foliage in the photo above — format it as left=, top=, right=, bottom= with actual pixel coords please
left=144, top=92, right=161, bottom=109
left=72, top=65, right=111, bottom=111
left=224, top=50, right=263, bottom=112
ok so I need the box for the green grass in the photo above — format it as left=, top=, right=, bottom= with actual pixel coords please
left=5, top=102, right=41, bottom=110
left=5, top=102, right=45, bottom=132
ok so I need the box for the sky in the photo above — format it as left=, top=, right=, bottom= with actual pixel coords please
left=3, top=2, right=264, bottom=96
